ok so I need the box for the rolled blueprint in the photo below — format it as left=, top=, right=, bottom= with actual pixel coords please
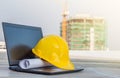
left=19, top=58, right=52, bottom=69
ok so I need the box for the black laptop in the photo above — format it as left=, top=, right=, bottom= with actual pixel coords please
left=2, top=22, right=84, bottom=75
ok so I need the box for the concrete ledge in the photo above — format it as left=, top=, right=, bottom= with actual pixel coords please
left=70, top=50, right=120, bottom=63
left=1, top=50, right=120, bottom=63
left=0, top=49, right=6, bottom=52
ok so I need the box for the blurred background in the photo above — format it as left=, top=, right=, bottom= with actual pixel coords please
left=0, top=0, right=120, bottom=51
left=1, top=1, right=120, bottom=77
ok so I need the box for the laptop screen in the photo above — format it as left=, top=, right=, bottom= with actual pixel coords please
left=2, top=22, right=43, bottom=66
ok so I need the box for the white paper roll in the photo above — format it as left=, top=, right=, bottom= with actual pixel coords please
left=19, top=58, right=52, bottom=69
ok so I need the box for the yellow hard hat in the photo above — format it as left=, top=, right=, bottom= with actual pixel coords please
left=32, top=35, right=74, bottom=70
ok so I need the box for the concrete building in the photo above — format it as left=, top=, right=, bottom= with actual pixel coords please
left=61, top=15, right=106, bottom=51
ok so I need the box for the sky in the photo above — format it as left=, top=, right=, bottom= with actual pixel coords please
left=0, top=0, right=120, bottom=50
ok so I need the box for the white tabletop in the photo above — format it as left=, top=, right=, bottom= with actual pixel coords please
left=1, top=51, right=120, bottom=78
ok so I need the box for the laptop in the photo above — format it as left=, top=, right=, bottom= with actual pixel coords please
left=2, top=22, right=84, bottom=75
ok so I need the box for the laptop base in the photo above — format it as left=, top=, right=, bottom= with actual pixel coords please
left=9, top=66, right=84, bottom=75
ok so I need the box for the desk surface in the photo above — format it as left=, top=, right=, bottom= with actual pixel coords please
left=1, top=60, right=120, bottom=78
left=1, top=51, right=120, bottom=78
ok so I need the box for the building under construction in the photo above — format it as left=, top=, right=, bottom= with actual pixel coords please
left=60, top=15, right=106, bottom=51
